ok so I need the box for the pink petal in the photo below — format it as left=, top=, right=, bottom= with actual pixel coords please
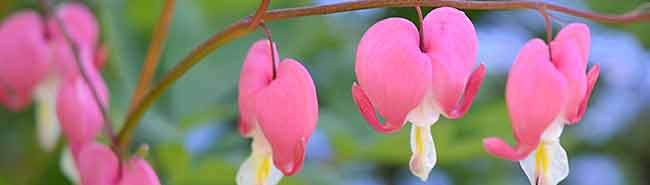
left=508, top=39, right=568, bottom=145
left=94, top=45, right=108, bottom=69
left=77, top=143, right=119, bottom=185
left=567, top=64, right=600, bottom=124
left=482, top=137, right=537, bottom=161
left=238, top=40, right=278, bottom=137
left=447, top=63, right=486, bottom=119
left=351, top=83, right=402, bottom=133
left=422, top=7, right=479, bottom=117
left=550, top=23, right=591, bottom=122
left=484, top=39, right=568, bottom=160
left=0, top=11, right=50, bottom=111
left=56, top=68, right=109, bottom=145
left=119, top=159, right=161, bottom=185
left=355, top=18, right=432, bottom=132
left=255, top=59, right=318, bottom=176
left=49, top=3, right=99, bottom=49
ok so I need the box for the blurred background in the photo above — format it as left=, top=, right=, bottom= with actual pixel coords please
left=1, top=0, right=649, bottom=185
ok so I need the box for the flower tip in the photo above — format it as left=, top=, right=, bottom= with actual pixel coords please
left=274, top=139, right=306, bottom=176
left=351, top=83, right=403, bottom=133
left=482, top=137, right=529, bottom=161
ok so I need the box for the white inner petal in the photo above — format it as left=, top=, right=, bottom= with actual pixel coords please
left=237, top=129, right=283, bottom=185
left=519, top=120, right=569, bottom=185
left=409, top=124, right=436, bottom=181
left=405, top=90, right=440, bottom=128
left=35, top=76, right=60, bottom=152
left=60, top=147, right=80, bottom=185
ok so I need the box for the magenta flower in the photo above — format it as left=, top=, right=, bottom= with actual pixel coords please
left=56, top=66, right=109, bottom=154
left=483, top=23, right=599, bottom=185
left=77, top=143, right=161, bottom=185
left=0, top=3, right=104, bottom=152
left=237, top=40, right=318, bottom=185
left=352, top=7, right=486, bottom=180
left=0, top=11, right=50, bottom=111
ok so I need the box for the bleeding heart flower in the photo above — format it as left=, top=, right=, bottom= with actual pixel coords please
left=56, top=66, right=109, bottom=153
left=0, top=3, right=104, bottom=152
left=482, top=23, right=599, bottom=185
left=237, top=40, right=318, bottom=185
left=0, top=11, right=50, bottom=111
left=77, top=143, right=161, bottom=185
left=352, top=7, right=485, bottom=180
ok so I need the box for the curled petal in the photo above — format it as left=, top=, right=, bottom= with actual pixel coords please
left=422, top=7, right=478, bottom=116
left=550, top=23, right=591, bottom=121
left=352, top=83, right=402, bottom=133
left=447, top=63, right=486, bottom=119
left=567, top=64, right=600, bottom=124
left=255, top=59, right=317, bottom=176
left=483, top=137, right=537, bottom=161
left=119, top=159, right=162, bottom=185
left=0, top=11, right=50, bottom=111
left=506, top=39, right=568, bottom=146
left=355, top=18, right=432, bottom=131
left=238, top=40, right=278, bottom=137
left=56, top=69, right=109, bottom=145
left=78, top=143, right=119, bottom=185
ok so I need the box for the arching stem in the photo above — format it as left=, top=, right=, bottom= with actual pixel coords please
left=415, top=6, right=425, bottom=51
left=259, top=22, right=277, bottom=79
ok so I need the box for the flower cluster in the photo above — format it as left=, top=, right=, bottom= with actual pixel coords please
left=0, top=3, right=160, bottom=185
left=234, top=7, right=598, bottom=185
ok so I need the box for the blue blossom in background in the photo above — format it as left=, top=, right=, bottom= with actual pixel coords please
left=568, top=155, right=625, bottom=185
left=184, top=123, right=224, bottom=155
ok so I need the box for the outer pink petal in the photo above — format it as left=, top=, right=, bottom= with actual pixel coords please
left=508, top=39, right=568, bottom=146
left=483, top=137, right=537, bottom=161
left=352, top=83, right=401, bottom=133
left=447, top=63, right=486, bottom=119
left=255, top=59, right=318, bottom=176
left=49, top=3, right=99, bottom=49
left=422, top=7, right=479, bottom=117
left=567, top=64, right=600, bottom=123
left=484, top=39, right=568, bottom=160
left=355, top=18, right=431, bottom=132
left=238, top=40, right=279, bottom=137
left=550, top=23, right=590, bottom=122
left=119, top=159, right=161, bottom=185
left=56, top=69, right=109, bottom=145
left=77, top=143, right=119, bottom=185
left=0, top=11, right=50, bottom=111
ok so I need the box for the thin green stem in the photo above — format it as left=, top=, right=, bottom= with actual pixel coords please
left=126, top=0, right=176, bottom=127
left=116, top=0, right=650, bottom=152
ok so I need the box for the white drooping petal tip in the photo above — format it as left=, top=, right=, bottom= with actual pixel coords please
left=35, top=78, right=61, bottom=152
left=236, top=153, right=283, bottom=185
left=520, top=141, right=569, bottom=185
left=409, top=125, right=437, bottom=181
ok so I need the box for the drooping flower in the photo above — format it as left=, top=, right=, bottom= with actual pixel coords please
left=352, top=7, right=485, bottom=180
left=0, top=3, right=105, bottom=152
left=237, top=40, right=318, bottom=185
left=483, top=23, right=599, bottom=185
left=0, top=11, right=50, bottom=112
left=56, top=64, right=109, bottom=155
left=77, top=143, right=161, bottom=185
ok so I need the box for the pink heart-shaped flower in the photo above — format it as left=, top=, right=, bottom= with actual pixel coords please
left=0, top=11, right=50, bottom=111
left=56, top=67, right=108, bottom=147
left=483, top=23, right=599, bottom=161
left=238, top=40, right=318, bottom=176
left=353, top=7, right=485, bottom=133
